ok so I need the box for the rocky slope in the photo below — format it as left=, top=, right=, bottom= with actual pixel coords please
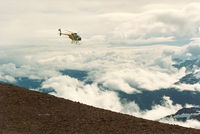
left=0, top=84, right=200, bottom=134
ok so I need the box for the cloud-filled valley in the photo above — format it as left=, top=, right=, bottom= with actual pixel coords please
left=0, top=40, right=200, bottom=128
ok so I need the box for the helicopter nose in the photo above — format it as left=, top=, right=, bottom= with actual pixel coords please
left=78, top=37, right=81, bottom=41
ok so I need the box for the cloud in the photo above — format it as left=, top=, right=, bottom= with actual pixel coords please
left=187, top=43, right=200, bottom=57
left=140, top=96, right=182, bottom=120
left=121, top=96, right=182, bottom=120
left=171, top=39, right=200, bottom=60
left=122, top=96, right=200, bottom=129
left=0, top=73, right=16, bottom=83
left=41, top=74, right=200, bottom=129
left=0, top=42, right=200, bottom=128
left=0, top=43, right=191, bottom=93
left=99, top=4, right=200, bottom=45
left=160, top=118, right=200, bottom=129
left=1, top=0, right=200, bottom=125
left=41, top=73, right=178, bottom=118
left=42, top=75, right=123, bottom=112
left=173, top=83, right=200, bottom=91
left=1, top=1, right=200, bottom=46
left=1, top=37, right=200, bottom=95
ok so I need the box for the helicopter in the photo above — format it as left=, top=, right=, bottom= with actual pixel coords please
left=58, top=29, right=81, bottom=44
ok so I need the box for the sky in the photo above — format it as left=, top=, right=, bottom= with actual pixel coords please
left=1, top=0, right=200, bottom=129
left=1, top=0, right=200, bottom=46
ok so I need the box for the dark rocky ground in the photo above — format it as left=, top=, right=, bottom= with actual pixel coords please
left=0, top=84, right=200, bottom=134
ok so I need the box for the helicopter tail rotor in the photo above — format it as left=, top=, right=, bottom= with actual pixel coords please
left=58, top=29, right=62, bottom=36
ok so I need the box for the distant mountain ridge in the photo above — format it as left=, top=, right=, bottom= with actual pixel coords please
left=164, top=107, right=200, bottom=122
left=173, top=58, right=200, bottom=72
left=175, top=73, right=200, bottom=84
left=173, top=58, right=200, bottom=84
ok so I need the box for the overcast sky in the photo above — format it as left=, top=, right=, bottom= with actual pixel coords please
left=1, top=0, right=200, bottom=46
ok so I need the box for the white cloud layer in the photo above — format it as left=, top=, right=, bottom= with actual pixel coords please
left=41, top=76, right=200, bottom=129
left=42, top=75, right=123, bottom=111
left=121, top=96, right=182, bottom=120
left=0, top=44, right=190, bottom=92
left=0, top=40, right=199, bottom=92
left=1, top=41, right=200, bottom=129
left=41, top=74, right=182, bottom=120
left=0, top=37, right=200, bottom=129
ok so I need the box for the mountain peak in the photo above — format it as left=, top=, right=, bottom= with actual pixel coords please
left=164, top=107, right=200, bottom=122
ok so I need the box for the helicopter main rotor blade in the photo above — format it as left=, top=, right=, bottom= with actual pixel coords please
left=64, top=29, right=73, bottom=33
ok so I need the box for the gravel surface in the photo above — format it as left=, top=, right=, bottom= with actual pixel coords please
left=0, top=84, right=200, bottom=134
